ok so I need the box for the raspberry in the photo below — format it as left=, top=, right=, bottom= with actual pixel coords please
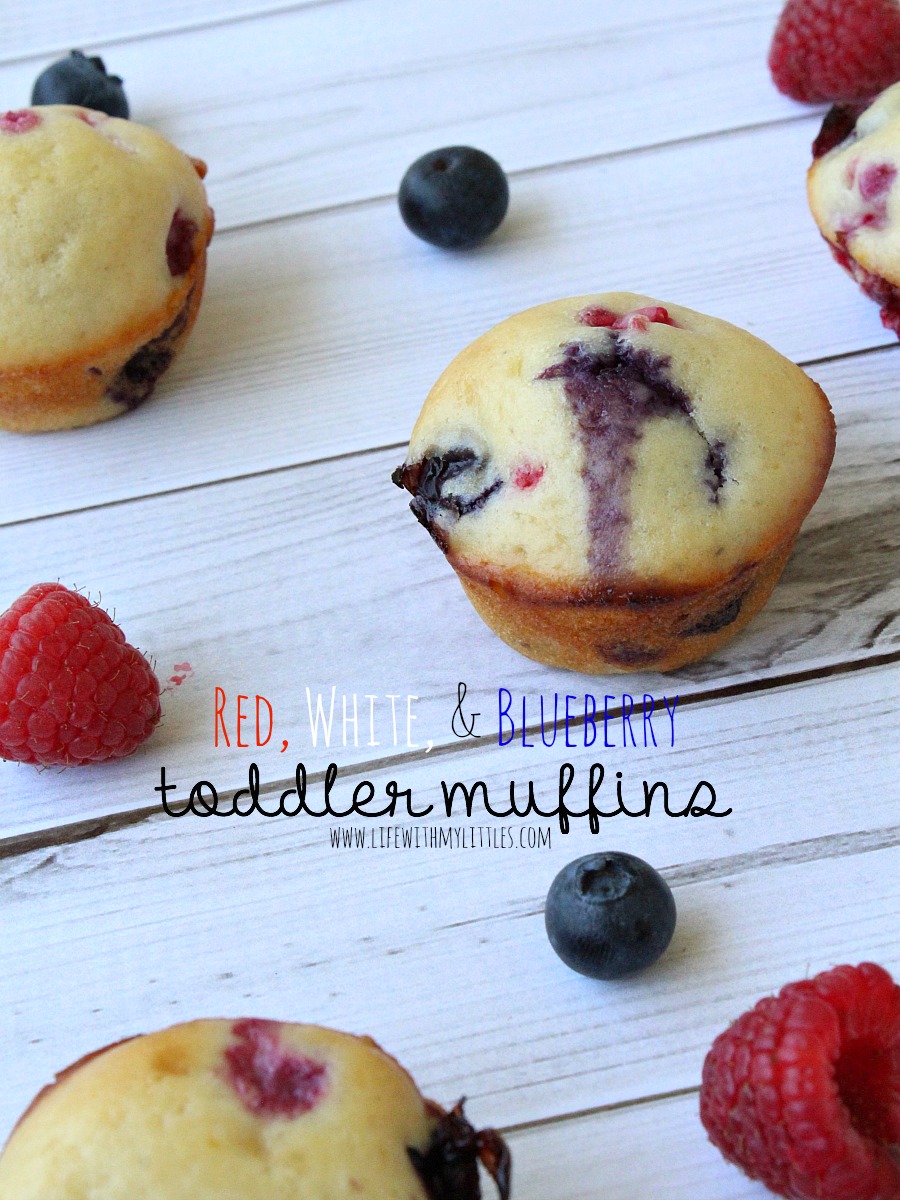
left=700, top=963, right=900, bottom=1200
left=512, top=463, right=545, bottom=490
left=769, top=0, right=900, bottom=104
left=576, top=304, right=678, bottom=330
left=0, top=110, right=41, bottom=134
left=165, top=209, right=198, bottom=277
left=0, top=583, right=161, bottom=767
left=830, top=237, right=900, bottom=335
left=224, top=1020, right=328, bottom=1119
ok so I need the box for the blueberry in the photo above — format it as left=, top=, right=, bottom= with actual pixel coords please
left=544, top=852, right=676, bottom=980
left=31, top=51, right=129, bottom=119
left=398, top=146, right=509, bottom=249
left=392, top=446, right=503, bottom=550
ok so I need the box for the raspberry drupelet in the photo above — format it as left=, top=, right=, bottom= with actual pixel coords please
left=769, top=0, right=900, bottom=104
left=700, top=963, right=900, bottom=1200
left=0, top=583, right=161, bottom=766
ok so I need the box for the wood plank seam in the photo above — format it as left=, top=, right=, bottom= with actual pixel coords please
left=2, top=339, right=897, bottom=533
left=208, top=113, right=823, bottom=241
left=499, top=1083, right=700, bottom=1136
left=1, top=665, right=897, bottom=864
left=0, top=0, right=353, bottom=71
left=0, top=438, right=410, bottom=531
left=431, top=826, right=900, bottom=933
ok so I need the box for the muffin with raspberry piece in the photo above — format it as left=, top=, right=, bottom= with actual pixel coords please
left=393, top=293, right=834, bottom=673
left=0, top=106, right=213, bottom=432
left=809, top=82, right=900, bottom=336
left=0, top=1019, right=510, bottom=1200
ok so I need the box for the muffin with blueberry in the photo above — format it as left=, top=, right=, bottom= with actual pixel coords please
left=0, top=105, right=213, bottom=432
left=808, top=83, right=900, bottom=335
left=393, top=293, right=835, bottom=673
left=0, top=1018, right=510, bottom=1199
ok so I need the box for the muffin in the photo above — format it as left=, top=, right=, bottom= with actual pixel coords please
left=393, top=293, right=835, bottom=673
left=0, top=1018, right=510, bottom=1199
left=808, top=84, right=900, bottom=335
left=0, top=106, right=213, bottom=432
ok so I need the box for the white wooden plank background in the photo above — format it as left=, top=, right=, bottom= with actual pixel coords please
left=1, top=0, right=333, bottom=65
left=508, top=1094, right=770, bottom=1198
left=1, top=0, right=803, bottom=233
left=1, top=2, right=898, bottom=1198
left=3, top=667, right=898, bottom=1139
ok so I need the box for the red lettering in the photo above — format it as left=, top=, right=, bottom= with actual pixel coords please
left=214, top=687, right=230, bottom=747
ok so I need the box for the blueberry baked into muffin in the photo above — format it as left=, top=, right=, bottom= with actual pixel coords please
left=0, top=106, right=213, bottom=432
left=809, top=83, right=900, bottom=336
left=0, top=1018, right=510, bottom=1199
left=393, top=293, right=835, bottom=673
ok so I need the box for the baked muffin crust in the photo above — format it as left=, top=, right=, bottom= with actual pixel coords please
left=0, top=1019, right=510, bottom=1200
left=808, top=85, right=900, bottom=283
left=394, top=294, right=835, bottom=671
left=398, top=294, right=833, bottom=593
left=0, top=106, right=209, bottom=368
left=0, top=106, right=213, bottom=431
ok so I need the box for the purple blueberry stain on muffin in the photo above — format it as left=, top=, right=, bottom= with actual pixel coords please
left=598, top=641, right=665, bottom=668
left=812, top=103, right=866, bottom=160
left=537, top=328, right=728, bottom=574
left=682, top=591, right=747, bottom=637
left=223, top=1019, right=328, bottom=1119
left=0, top=110, right=41, bottom=134
left=105, top=284, right=194, bottom=410
left=705, top=439, right=727, bottom=502
left=410, top=1100, right=511, bottom=1200
left=392, top=448, right=502, bottom=550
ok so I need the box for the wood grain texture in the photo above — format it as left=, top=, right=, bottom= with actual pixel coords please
left=0, top=342, right=896, bottom=836
left=1, top=0, right=334, bottom=64
left=1, top=665, right=897, bottom=1140
left=2, top=0, right=796, bottom=231
left=3, top=118, right=892, bottom=526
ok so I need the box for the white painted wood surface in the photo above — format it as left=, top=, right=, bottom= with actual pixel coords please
left=3, top=668, right=898, bottom=1175
left=1, top=0, right=802, bottom=232
left=508, top=1094, right=771, bottom=1199
left=1, top=3, right=898, bottom=1199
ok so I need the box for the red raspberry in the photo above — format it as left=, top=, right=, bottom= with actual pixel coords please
left=0, top=583, right=161, bottom=767
left=700, top=963, right=900, bottom=1200
left=165, top=208, right=199, bottom=276
left=769, top=0, right=900, bottom=104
